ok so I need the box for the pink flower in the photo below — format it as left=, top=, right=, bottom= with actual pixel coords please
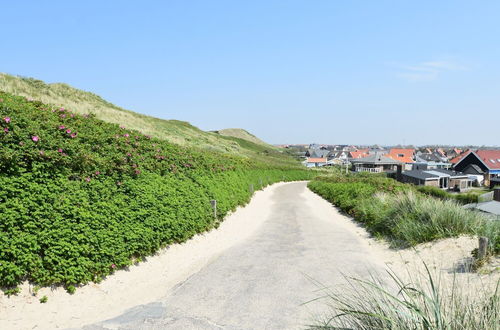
left=70, top=114, right=74, bottom=118
left=85, top=177, right=91, bottom=182
left=58, top=148, right=63, bottom=153
left=120, top=125, right=125, bottom=129
left=70, top=133, right=77, bottom=138
left=124, top=133, right=129, bottom=138
left=0, top=98, right=3, bottom=102
left=39, top=150, right=45, bottom=155
left=60, top=114, right=66, bottom=118
left=134, top=169, right=141, bottom=175
left=32, top=136, right=39, bottom=142
left=4, top=117, right=10, bottom=123
left=126, top=153, right=132, bottom=157
left=3, top=127, right=8, bottom=133
left=111, top=264, right=116, bottom=269
left=66, top=129, right=71, bottom=134
left=95, top=171, right=100, bottom=175
left=59, top=125, right=65, bottom=130
left=60, top=107, right=65, bottom=111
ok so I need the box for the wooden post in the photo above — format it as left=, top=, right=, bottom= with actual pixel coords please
left=478, top=236, right=488, bottom=260
left=210, top=199, right=217, bottom=219
left=249, top=184, right=254, bottom=194
left=259, top=178, right=263, bottom=187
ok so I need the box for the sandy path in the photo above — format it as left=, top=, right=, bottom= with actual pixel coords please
left=0, top=182, right=293, bottom=330
left=2, top=181, right=497, bottom=330
left=81, top=182, right=389, bottom=329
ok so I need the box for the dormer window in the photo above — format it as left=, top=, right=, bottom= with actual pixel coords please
left=491, top=159, right=496, bottom=163
left=398, top=154, right=404, bottom=157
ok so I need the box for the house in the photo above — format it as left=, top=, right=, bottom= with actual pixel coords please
left=413, top=152, right=451, bottom=170
left=304, top=157, right=328, bottom=168
left=348, top=149, right=370, bottom=159
left=386, top=148, right=415, bottom=170
left=399, top=168, right=472, bottom=191
left=350, top=152, right=401, bottom=173
left=453, top=150, right=500, bottom=186
left=306, top=148, right=330, bottom=159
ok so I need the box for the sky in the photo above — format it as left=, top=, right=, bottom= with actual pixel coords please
left=1, top=1, right=499, bottom=146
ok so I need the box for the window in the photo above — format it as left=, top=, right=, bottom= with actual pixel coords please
left=398, top=154, right=404, bottom=157
left=491, top=159, right=496, bottom=163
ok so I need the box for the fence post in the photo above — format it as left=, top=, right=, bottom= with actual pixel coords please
left=478, top=236, right=488, bottom=260
left=259, top=178, right=263, bottom=187
left=210, top=199, right=217, bottom=219
left=249, top=184, right=254, bottom=194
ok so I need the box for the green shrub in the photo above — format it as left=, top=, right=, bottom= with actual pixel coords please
left=0, top=92, right=312, bottom=291
left=308, top=174, right=499, bottom=252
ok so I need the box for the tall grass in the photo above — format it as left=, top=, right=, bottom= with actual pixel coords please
left=309, top=177, right=499, bottom=254
left=307, top=265, right=499, bottom=330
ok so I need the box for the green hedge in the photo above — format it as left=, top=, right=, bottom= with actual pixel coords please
left=0, top=92, right=312, bottom=291
left=308, top=174, right=499, bottom=253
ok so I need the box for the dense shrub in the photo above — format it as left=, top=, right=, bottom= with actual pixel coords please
left=308, top=174, right=499, bottom=252
left=416, top=185, right=480, bottom=204
left=0, top=92, right=312, bottom=290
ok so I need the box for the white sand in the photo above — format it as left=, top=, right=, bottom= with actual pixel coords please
left=0, top=182, right=289, bottom=330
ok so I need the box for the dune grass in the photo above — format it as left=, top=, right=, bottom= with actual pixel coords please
left=0, top=73, right=292, bottom=166
left=308, top=174, right=499, bottom=254
left=307, top=265, right=499, bottom=330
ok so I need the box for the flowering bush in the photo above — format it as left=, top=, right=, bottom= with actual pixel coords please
left=0, top=92, right=312, bottom=291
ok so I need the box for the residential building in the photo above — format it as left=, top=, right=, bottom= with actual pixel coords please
left=387, top=148, right=415, bottom=170
left=453, top=150, right=500, bottom=186
left=304, top=157, right=328, bottom=168
left=350, top=152, right=401, bottom=173
left=399, top=168, right=471, bottom=191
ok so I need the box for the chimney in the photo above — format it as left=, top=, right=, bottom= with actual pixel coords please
left=494, top=187, right=500, bottom=202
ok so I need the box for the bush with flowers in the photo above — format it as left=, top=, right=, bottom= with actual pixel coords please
left=0, top=92, right=312, bottom=292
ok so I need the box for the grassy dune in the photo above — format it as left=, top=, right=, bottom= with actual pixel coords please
left=0, top=73, right=289, bottom=165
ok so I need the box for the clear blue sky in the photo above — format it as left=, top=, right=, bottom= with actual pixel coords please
left=1, top=1, right=499, bottom=146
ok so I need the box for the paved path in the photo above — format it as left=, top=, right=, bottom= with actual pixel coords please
left=82, top=182, right=386, bottom=330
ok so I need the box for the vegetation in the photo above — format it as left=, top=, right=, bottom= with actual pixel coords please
left=308, top=266, right=499, bottom=330
left=212, top=128, right=270, bottom=147
left=416, top=185, right=488, bottom=204
left=0, top=73, right=290, bottom=165
left=0, top=92, right=312, bottom=292
left=308, top=173, right=499, bottom=253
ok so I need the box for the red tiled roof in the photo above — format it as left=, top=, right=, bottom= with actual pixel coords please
left=307, top=157, right=327, bottom=163
left=349, top=149, right=369, bottom=159
left=450, top=150, right=471, bottom=164
left=476, top=150, right=500, bottom=169
left=387, top=148, right=415, bottom=163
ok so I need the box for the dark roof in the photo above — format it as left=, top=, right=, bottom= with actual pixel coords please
left=401, top=170, right=436, bottom=180
left=463, top=164, right=485, bottom=174
left=350, top=152, right=401, bottom=165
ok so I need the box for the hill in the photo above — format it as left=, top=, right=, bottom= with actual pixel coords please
left=0, top=91, right=311, bottom=293
left=213, top=128, right=270, bottom=147
left=0, top=73, right=290, bottom=165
